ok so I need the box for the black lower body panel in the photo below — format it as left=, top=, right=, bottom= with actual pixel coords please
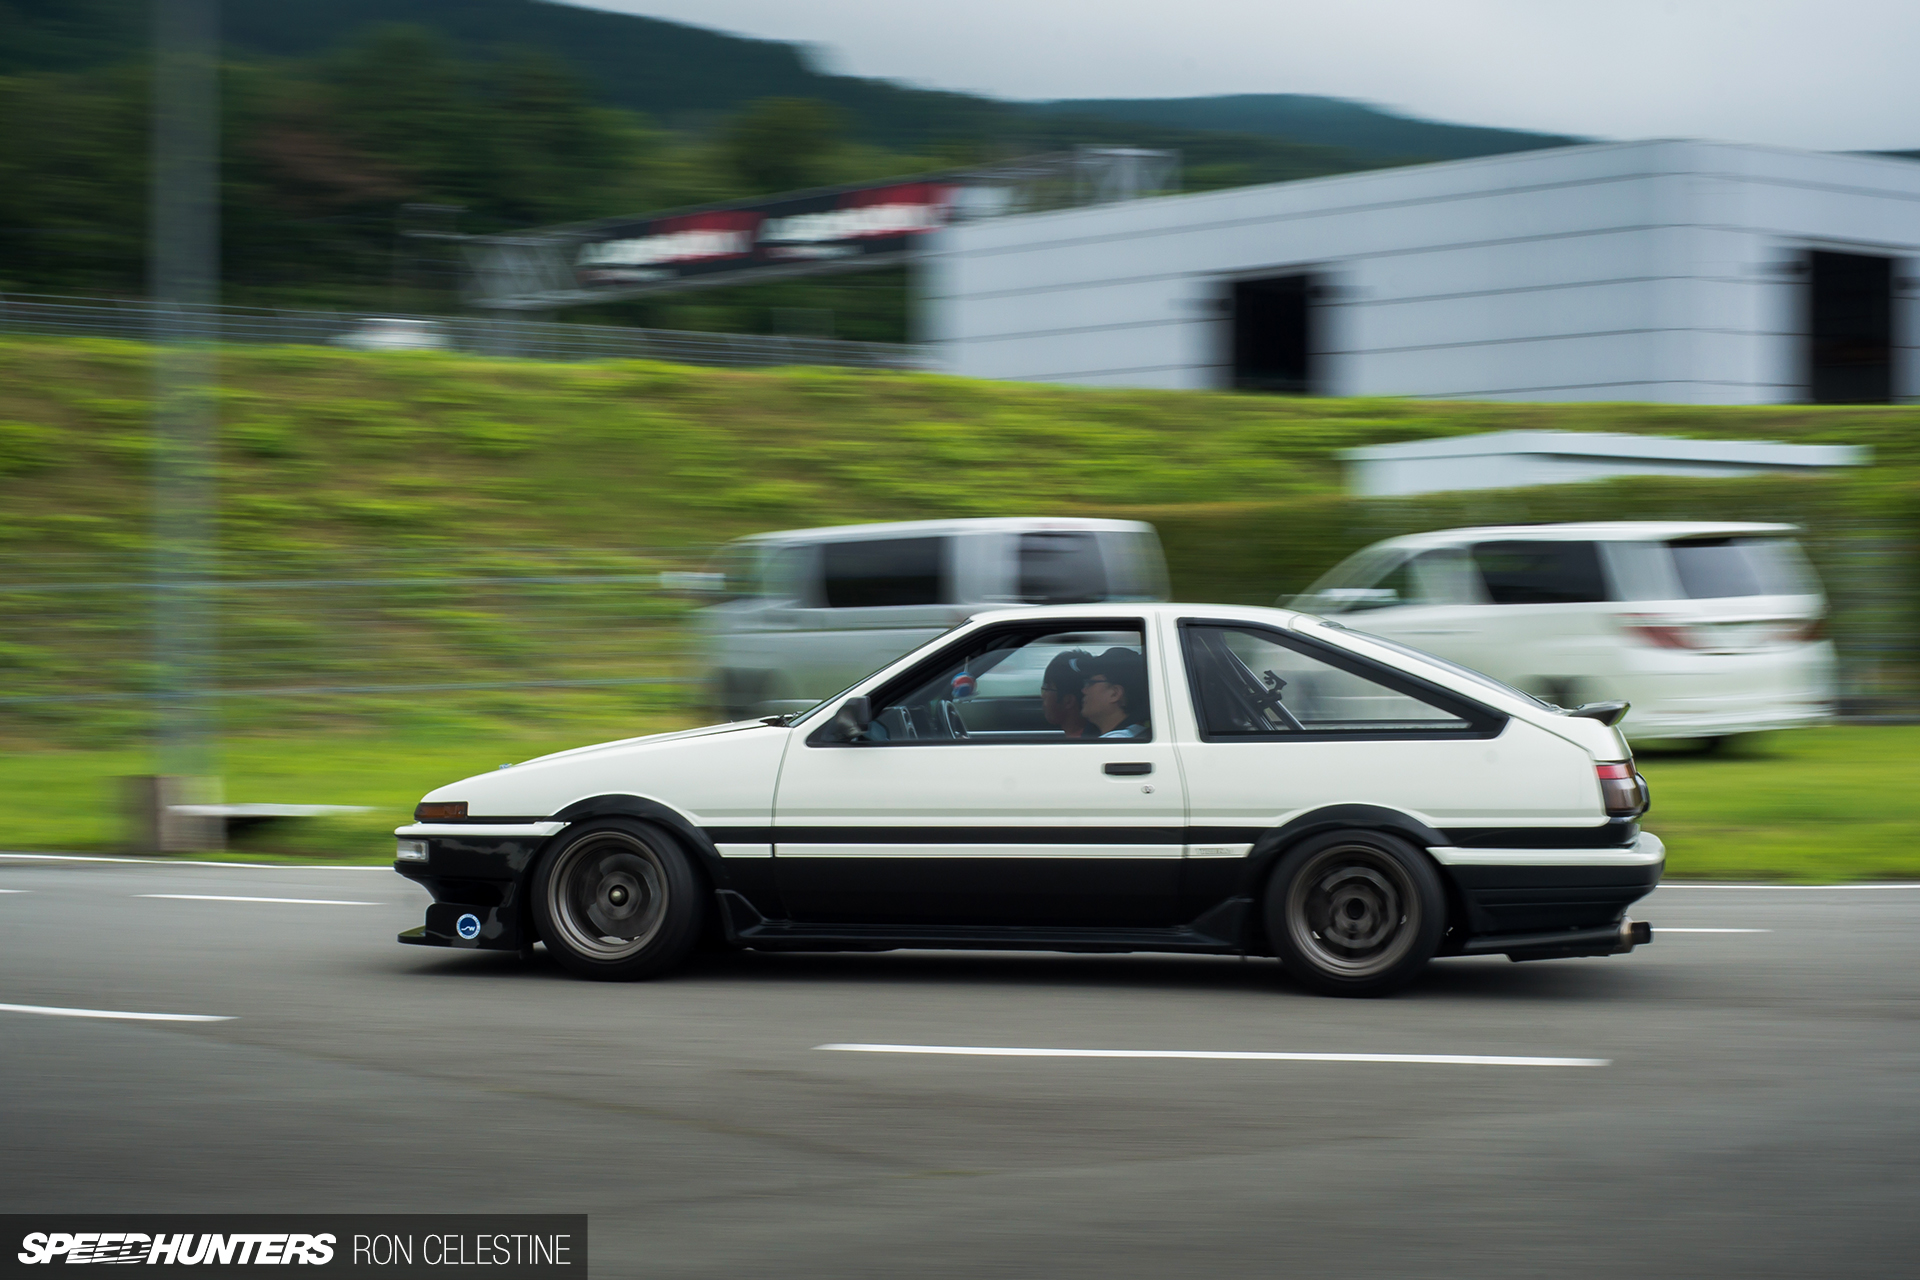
left=1447, top=862, right=1661, bottom=938
left=399, top=899, right=526, bottom=951
left=395, top=834, right=543, bottom=951
left=714, top=889, right=1252, bottom=955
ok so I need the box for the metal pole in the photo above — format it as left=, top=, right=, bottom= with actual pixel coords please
left=148, top=0, right=220, bottom=845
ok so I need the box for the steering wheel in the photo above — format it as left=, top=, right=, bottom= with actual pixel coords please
left=932, top=699, right=969, bottom=740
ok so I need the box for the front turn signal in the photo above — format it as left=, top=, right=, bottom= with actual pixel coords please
left=414, top=801, right=468, bottom=821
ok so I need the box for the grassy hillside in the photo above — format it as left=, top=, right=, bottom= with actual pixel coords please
left=6, top=336, right=1917, bottom=553
left=0, top=335, right=1914, bottom=749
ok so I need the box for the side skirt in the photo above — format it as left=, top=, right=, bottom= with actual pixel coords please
left=713, top=889, right=1253, bottom=956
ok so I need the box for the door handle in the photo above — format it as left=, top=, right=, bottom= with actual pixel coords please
left=1104, top=762, right=1153, bottom=776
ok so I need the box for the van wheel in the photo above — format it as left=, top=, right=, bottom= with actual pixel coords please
left=532, top=819, right=703, bottom=981
left=1265, top=830, right=1445, bottom=997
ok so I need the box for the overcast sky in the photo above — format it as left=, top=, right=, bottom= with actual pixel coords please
left=576, top=0, right=1919, bottom=151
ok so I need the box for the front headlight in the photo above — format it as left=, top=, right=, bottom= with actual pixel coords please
left=395, top=838, right=429, bottom=862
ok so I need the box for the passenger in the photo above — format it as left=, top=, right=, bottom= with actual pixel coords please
left=1077, top=648, right=1150, bottom=739
left=1040, top=649, right=1095, bottom=739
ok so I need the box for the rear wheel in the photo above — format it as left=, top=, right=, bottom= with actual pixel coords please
left=1265, top=830, right=1445, bottom=997
left=532, top=819, right=703, bottom=981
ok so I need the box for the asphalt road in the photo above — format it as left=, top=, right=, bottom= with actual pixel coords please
left=2, top=853, right=1917, bottom=1279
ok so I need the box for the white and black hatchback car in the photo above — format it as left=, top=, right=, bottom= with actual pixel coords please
left=395, top=603, right=1659, bottom=996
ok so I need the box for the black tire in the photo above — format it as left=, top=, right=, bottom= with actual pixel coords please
left=531, top=818, right=704, bottom=981
left=1264, top=829, right=1446, bottom=997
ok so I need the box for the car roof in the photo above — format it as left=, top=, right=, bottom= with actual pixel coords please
left=1363, top=521, right=1799, bottom=551
left=735, top=517, right=1155, bottom=544
left=964, top=601, right=1306, bottom=628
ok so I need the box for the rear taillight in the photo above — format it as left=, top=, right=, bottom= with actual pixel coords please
left=1786, top=618, right=1827, bottom=643
left=1621, top=617, right=1702, bottom=649
left=1596, top=762, right=1648, bottom=818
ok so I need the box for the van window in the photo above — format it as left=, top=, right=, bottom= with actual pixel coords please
left=1669, top=537, right=1817, bottom=599
left=1100, top=530, right=1171, bottom=601
left=821, top=537, right=949, bottom=608
left=1019, top=532, right=1107, bottom=604
left=1472, top=541, right=1607, bottom=605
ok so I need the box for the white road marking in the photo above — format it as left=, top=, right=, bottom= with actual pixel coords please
left=0, top=1002, right=231, bottom=1023
left=137, top=894, right=381, bottom=905
left=1654, top=883, right=1920, bottom=890
left=0, top=852, right=388, bottom=870
left=1656, top=927, right=1772, bottom=933
left=0, top=889, right=29, bottom=893
left=815, top=1044, right=1608, bottom=1067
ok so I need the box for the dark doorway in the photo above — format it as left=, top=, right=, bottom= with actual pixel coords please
left=1231, top=273, right=1315, bottom=394
left=1808, top=251, right=1893, bottom=404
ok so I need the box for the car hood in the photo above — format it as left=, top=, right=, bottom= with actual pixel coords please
left=418, top=719, right=781, bottom=812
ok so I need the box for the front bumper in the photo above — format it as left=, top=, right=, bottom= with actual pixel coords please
left=393, top=821, right=566, bottom=951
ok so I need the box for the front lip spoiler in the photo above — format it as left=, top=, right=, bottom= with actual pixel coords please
left=1463, top=917, right=1653, bottom=962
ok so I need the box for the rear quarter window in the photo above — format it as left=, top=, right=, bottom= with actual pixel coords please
left=1668, top=537, right=1818, bottom=599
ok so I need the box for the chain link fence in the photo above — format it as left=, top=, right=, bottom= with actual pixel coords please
left=0, top=293, right=933, bottom=371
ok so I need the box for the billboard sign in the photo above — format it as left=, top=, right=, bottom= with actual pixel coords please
left=573, top=181, right=959, bottom=290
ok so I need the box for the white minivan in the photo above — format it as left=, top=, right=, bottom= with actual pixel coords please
left=697, top=517, right=1169, bottom=718
left=1292, top=522, right=1836, bottom=743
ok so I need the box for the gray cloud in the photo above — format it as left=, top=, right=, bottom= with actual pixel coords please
left=577, top=0, right=1920, bottom=151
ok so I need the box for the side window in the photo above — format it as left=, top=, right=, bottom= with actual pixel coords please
left=845, top=626, right=1150, bottom=744
left=1184, top=625, right=1475, bottom=737
left=1471, top=541, right=1607, bottom=605
left=821, top=537, right=949, bottom=608
left=1018, top=532, right=1107, bottom=604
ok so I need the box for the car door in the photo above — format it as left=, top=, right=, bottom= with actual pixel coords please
left=1168, top=615, right=1593, bottom=916
left=770, top=618, right=1188, bottom=928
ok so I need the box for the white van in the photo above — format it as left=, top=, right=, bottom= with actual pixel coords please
left=698, top=517, right=1169, bottom=717
left=1292, top=522, right=1836, bottom=743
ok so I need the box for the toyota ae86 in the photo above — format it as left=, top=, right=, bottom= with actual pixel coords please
left=394, top=603, right=1657, bottom=996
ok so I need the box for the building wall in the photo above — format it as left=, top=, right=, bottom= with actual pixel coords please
left=924, top=140, right=1920, bottom=403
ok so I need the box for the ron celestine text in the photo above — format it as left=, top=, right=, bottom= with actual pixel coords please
left=354, top=1234, right=572, bottom=1267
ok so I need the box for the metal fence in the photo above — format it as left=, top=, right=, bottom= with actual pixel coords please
left=0, top=292, right=934, bottom=371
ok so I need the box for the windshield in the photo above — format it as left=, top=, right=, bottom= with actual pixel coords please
left=782, top=618, right=976, bottom=727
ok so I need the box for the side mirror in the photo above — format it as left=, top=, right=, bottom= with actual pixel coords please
left=827, top=695, right=873, bottom=742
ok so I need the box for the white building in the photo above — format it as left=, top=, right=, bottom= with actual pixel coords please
left=1341, top=430, right=1869, bottom=497
left=923, top=140, right=1920, bottom=403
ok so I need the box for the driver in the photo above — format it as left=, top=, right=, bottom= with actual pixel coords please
left=1077, top=647, right=1149, bottom=739
left=1040, top=649, right=1095, bottom=739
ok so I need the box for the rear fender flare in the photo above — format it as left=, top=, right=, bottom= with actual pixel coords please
left=1243, top=804, right=1465, bottom=953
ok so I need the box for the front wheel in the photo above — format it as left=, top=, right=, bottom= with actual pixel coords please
left=1264, top=830, right=1445, bottom=997
left=532, top=819, right=703, bottom=981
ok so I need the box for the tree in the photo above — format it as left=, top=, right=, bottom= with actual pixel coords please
left=718, top=97, right=843, bottom=196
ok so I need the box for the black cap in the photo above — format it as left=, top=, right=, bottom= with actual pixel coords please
left=1080, top=647, right=1148, bottom=707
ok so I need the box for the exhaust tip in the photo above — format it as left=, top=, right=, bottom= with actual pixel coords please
left=1617, top=918, right=1652, bottom=951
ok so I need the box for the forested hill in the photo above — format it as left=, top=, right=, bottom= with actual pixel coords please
left=1026, top=94, right=1584, bottom=162
left=6, top=0, right=1577, bottom=161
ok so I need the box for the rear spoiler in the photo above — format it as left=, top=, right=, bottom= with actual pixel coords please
left=1567, top=701, right=1630, bottom=727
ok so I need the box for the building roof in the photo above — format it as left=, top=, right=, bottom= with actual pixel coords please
left=1338, top=430, right=1868, bottom=468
